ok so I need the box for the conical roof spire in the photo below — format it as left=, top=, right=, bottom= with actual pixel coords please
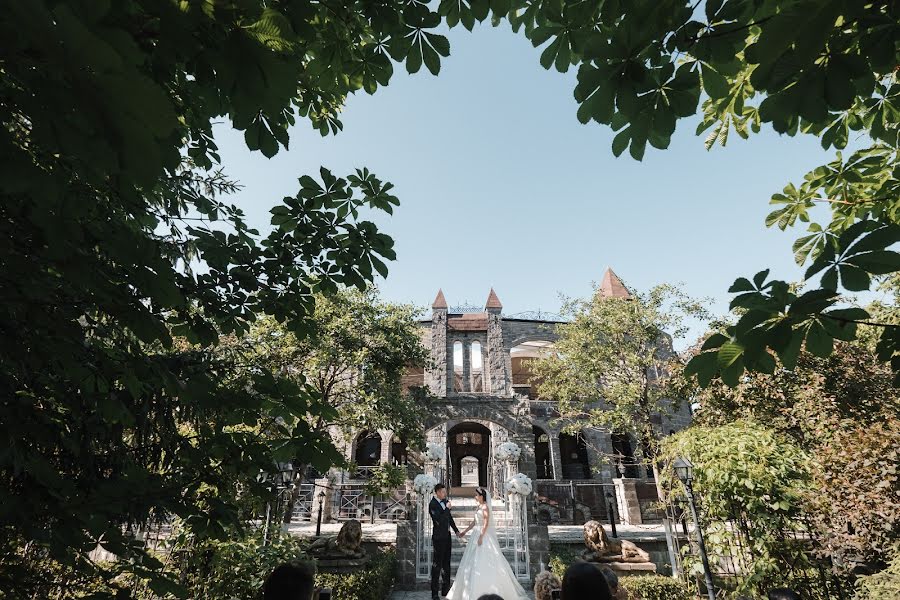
left=599, top=268, right=631, bottom=299
left=432, top=289, right=448, bottom=309
left=485, top=288, right=502, bottom=310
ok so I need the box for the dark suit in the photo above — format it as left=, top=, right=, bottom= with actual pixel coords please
left=429, top=496, right=459, bottom=598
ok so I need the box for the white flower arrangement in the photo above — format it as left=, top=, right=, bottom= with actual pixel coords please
left=506, top=473, right=533, bottom=496
left=413, top=473, right=438, bottom=496
left=424, top=442, right=444, bottom=462
left=494, top=441, right=521, bottom=462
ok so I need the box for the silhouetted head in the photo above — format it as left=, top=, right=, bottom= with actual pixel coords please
left=476, top=595, right=505, bottom=600
left=768, top=589, right=801, bottom=600
left=561, top=561, right=612, bottom=600
left=262, top=561, right=315, bottom=600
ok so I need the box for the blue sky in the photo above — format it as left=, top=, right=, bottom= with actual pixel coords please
left=213, top=23, right=850, bottom=344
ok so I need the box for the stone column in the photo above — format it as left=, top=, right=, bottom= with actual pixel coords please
left=461, top=340, right=471, bottom=393
left=613, top=478, right=643, bottom=525
left=428, top=301, right=448, bottom=397
left=486, top=310, right=507, bottom=396
left=395, top=521, right=418, bottom=589
left=378, top=430, right=391, bottom=465
left=549, top=435, right=564, bottom=481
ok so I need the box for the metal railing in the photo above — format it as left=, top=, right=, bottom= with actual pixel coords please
left=535, top=481, right=620, bottom=525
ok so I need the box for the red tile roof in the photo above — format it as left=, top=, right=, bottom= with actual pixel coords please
left=448, top=313, right=488, bottom=331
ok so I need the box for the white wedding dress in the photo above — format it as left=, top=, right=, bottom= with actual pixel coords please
left=446, top=502, right=528, bottom=600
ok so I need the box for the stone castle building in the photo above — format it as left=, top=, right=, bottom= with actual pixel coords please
left=315, top=269, right=692, bottom=586
left=312, top=269, right=690, bottom=587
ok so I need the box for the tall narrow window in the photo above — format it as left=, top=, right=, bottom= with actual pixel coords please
left=453, top=341, right=464, bottom=392
left=471, top=341, right=483, bottom=392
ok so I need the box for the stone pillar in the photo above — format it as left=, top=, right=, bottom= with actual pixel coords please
left=395, top=521, right=418, bottom=589
left=586, top=429, right=615, bottom=481
left=549, top=435, right=564, bottom=481
left=528, top=521, right=551, bottom=579
left=378, top=430, right=391, bottom=465
left=428, top=300, right=448, bottom=397
left=461, top=340, right=471, bottom=393
left=613, top=478, right=643, bottom=525
left=486, top=308, right=507, bottom=396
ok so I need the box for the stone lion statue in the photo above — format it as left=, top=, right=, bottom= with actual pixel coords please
left=582, top=520, right=650, bottom=563
left=309, top=519, right=365, bottom=559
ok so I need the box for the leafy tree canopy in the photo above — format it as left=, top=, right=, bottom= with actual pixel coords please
left=3, top=0, right=898, bottom=595
left=532, top=283, right=708, bottom=458
left=676, top=339, right=900, bottom=566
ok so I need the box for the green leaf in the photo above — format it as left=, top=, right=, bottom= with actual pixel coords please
left=717, top=341, right=744, bottom=369
left=804, top=320, right=834, bottom=357
left=728, top=277, right=755, bottom=293
left=685, top=351, right=719, bottom=387
left=776, top=329, right=804, bottom=370
left=701, top=64, right=730, bottom=99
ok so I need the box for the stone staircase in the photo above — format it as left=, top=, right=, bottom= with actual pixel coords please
left=443, top=498, right=525, bottom=578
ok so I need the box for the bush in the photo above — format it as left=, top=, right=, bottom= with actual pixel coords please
left=855, top=547, right=900, bottom=600
left=315, top=549, right=396, bottom=600
left=173, top=531, right=309, bottom=599
left=620, top=575, right=694, bottom=600
left=548, top=543, right=581, bottom=580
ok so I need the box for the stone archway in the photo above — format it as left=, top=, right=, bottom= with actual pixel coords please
left=447, top=422, right=491, bottom=492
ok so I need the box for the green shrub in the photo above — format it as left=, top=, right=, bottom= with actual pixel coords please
left=620, top=575, right=694, bottom=600
left=855, top=547, right=900, bottom=600
left=315, top=549, right=396, bottom=600
left=548, top=543, right=581, bottom=580
left=171, top=532, right=308, bottom=599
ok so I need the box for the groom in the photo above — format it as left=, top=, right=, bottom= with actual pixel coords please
left=429, top=483, right=462, bottom=599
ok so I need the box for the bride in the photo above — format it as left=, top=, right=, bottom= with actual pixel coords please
left=446, top=487, right=528, bottom=600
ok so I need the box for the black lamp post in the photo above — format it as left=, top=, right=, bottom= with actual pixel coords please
left=315, top=490, right=326, bottom=536
left=604, top=490, right=618, bottom=538
left=673, top=457, right=715, bottom=600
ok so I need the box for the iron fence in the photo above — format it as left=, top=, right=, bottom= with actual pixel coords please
left=330, top=483, right=409, bottom=523
left=667, top=496, right=855, bottom=599
left=535, top=481, right=620, bottom=525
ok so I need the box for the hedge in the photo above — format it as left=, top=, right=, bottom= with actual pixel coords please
left=619, top=575, right=694, bottom=600
left=315, top=549, right=396, bottom=600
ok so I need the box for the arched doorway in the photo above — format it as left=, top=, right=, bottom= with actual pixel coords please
left=533, top=425, right=553, bottom=479
left=447, top=422, right=491, bottom=493
left=560, top=431, right=591, bottom=479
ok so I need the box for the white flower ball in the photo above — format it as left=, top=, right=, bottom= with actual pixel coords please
left=414, top=473, right=438, bottom=496
left=494, top=441, right=522, bottom=462
left=506, top=473, right=533, bottom=496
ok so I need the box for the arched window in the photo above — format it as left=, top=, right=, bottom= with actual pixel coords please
left=452, top=341, right=464, bottom=392
left=559, top=431, right=591, bottom=479
left=533, top=425, right=553, bottom=479
left=354, top=431, right=382, bottom=467
left=611, top=433, right=640, bottom=478
left=391, top=435, right=409, bottom=466
left=470, top=341, right=483, bottom=392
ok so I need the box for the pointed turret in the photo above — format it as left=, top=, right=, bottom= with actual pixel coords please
left=598, top=268, right=631, bottom=299
left=485, top=288, right=503, bottom=311
left=432, top=289, right=448, bottom=310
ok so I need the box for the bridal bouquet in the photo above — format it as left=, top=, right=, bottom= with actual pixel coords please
left=424, top=442, right=444, bottom=462
left=506, top=473, right=533, bottom=496
left=494, top=441, right=521, bottom=462
left=414, top=474, right=438, bottom=496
